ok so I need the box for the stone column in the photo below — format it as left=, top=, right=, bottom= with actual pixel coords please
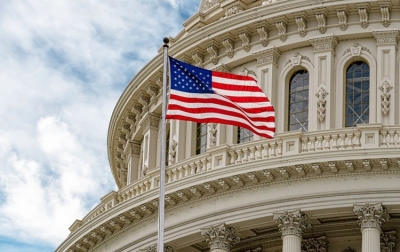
left=201, top=223, right=240, bottom=252
left=309, top=35, right=338, bottom=131
left=139, top=113, right=160, bottom=173
left=126, top=140, right=141, bottom=184
left=353, top=203, right=390, bottom=252
left=253, top=47, right=281, bottom=136
left=273, top=209, right=311, bottom=252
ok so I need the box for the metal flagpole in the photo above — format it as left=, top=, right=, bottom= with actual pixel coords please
left=158, top=37, right=169, bottom=252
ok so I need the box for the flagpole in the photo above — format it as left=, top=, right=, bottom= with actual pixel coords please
left=158, top=37, right=169, bottom=252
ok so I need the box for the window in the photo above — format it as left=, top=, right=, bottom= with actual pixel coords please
left=237, top=127, right=253, bottom=143
left=288, top=70, right=309, bottom=131
left=345, top=61, right=370, bottom=127
left=196, top=123, right=207, bottom=154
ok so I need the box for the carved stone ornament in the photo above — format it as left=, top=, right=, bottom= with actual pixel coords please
left=262, top=0, right=277, bottom=5
left=301, top=236, right=329, bottom=252
left=316, top=13, right=327, bottom=34
left=379, top=81, right=393, bottom=115
left=358, top=8, right=368, bottom=29
left=295, top=17, right=307, bottom=37
left=208, top=123, right=217, bottom=147
left=221, top=33, right=235, bottom=58
left=380, top=6, right=390, bottom=27
left=139, top=244, right=173, bottom=252
left=168, top=135, right=178, bottom=164
left=353, top=203, right=390, bottom=230
left=315, top=86, right=328, bottom=122
left=381, top=231, right=397, bottom=252
left=204, top=0, right=215, bottom=11
left=238, top=27, right=251, bottom=52
left=337, top=9, right=348, bottom=31
left=130, top=140, right=141, bottom=155
left=309, top=35, right=339, bottom=55
left=273, top=209, right=311, bottom=237
left=206, top=40, right=219, bottom=65
left=201, top=223, right=240, bottom=251
left=253, top=47, right=281, bottom=66
left=372, top=30, right=400, bottom=46
left=256, top=23, right=269, bottom=47
left=240, top=68, right=257, bottom=78
left=224, top=5, right=242, bottom=18
left=140, top=113, right=160, bottom=132
left=276, top=21, right=287, bottom=42
left=142, top=165, right=148, bottom=176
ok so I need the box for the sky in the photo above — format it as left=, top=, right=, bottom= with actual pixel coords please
left=0, top=1, right=199, bottom=251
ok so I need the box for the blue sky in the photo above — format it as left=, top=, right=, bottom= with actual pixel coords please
left=0, top=1, right=198, bottom=251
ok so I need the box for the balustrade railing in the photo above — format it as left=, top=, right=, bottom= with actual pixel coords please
left=76, top=124, right=400, bottom=232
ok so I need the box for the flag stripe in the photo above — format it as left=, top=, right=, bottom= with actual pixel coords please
left=167, top=57, right=275, bottom=139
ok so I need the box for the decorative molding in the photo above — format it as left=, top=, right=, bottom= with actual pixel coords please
left=316, top=13, right=327, bottom=34
left=208, top=123, right=218, bottom=147
left=276, top=21, right=287, bottom=42
left=203, top=0, right=216, bottom=11
left=274, top=209, right=311, bottom=237
left=309, top=35, right=339, bottom=55
left=139, top=113, right=160, bottom=133
left=301, top=236, right=329, bottom=252
left=221, top=33, right=235, bottom=58
left=240, top=68, right=257, bottom=78
left=206, top=40, right=219, bottom=65
left=342, top=43, right=371, bottom=56
left=379, top=3, right=391, bottom=27
left=224, top=5, right=242, bottom=18
left=336, top=7, right=348, bottom=31
left=295, top=16, right=307, bottom=37
left=372, top=30, right=400, bottom=47
left=358, top=7, right=369, bottom=29
left=316, top=86, right=328, bottom=122
left=191, top=48, right=205, bottom=68
left=381, top=231, right=397, bottom=252
left=353, top=203, right=389, bottom=230
left=256, top=22, right=269, bottom=47
left=379, top=80, right=393, bottom=115
left=138, top=92, right=151, bottom=112
left=253, top=47, right=281, bottom=66
left=201, top=223, right=240, bottom=251
left=238, top=27, right=252, bottom=52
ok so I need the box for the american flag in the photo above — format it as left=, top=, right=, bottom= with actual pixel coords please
left=166, top=57, right=275, bottom=139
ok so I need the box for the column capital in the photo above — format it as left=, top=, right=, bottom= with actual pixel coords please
left=253, top=47, right=281, bottom=66
left=139, top=113, right=160, bottom=132
left=201, top=223, right=240, bottom=251
left=273, top=209, right=311, bottom=237
left=372, top=30, right=400, bottom=47
left=353, top=203, right=389, bottom=231
left=309, top=35, right=339, bottom=55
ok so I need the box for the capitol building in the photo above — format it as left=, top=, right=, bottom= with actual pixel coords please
left=56, top=0, right=400, bottom=251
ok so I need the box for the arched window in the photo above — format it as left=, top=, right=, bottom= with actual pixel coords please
left=196, top=123, right=207, bottom=154
left=288, top=70, right=309, bottom=131
left=345, top=61, right=370, bottom=127
left=237, top=127, right=253, bottom=144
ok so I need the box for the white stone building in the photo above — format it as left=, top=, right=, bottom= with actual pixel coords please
left=56, top=0, right=400, bottom=251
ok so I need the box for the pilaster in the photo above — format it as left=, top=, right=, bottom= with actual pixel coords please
left=354, top=203, right=390, bottom=252
left=126, top=140, right=141, bottom=184
left=309, top=35, right=338, bottom=132
left=253, top=47, right=280, bottom=136
left=372, top=30, right=399, bottom=125
left=201, top=223, right=240, bottom=252
left=139, top=113, right=160, bottom=172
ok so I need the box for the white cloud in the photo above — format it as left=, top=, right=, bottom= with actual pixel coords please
left=0, top=0, right=199, bottom=250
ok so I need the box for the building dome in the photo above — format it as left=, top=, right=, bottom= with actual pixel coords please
left=57, top=0, right=400, bottom=251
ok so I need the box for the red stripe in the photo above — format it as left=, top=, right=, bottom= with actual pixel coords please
left=212, top=71, right=256, bottom=81
left=212, top=82, right=262, bottom=92
left=166, top=115, right=275, bottom=139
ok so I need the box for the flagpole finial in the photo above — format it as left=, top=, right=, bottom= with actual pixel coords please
left=163, top=37, right=169, bottom=47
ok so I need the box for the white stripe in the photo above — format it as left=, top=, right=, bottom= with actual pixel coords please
left=168, top=99, right=275, bottom=118
left=213, top=88, right=267, bottom=98
left=170, top=89, right=273, bottom=109
left=166, top=110, right=275, bottom=135
left=212, top=76, right=257, bottom=86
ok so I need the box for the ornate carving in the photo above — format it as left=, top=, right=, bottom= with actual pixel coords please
left=381, top=231, right=397, bottom=252
left=168, top=136, right=177, bottom=164
left=353, top=203, right=389, bottom=230
left=274, top=209, right=311, bottom=237
left=380, top=6, right=390, bottom=27
left=345, top=160, right=354, bottom=172
left=221, top=33, right=235, bottom=58
left=238, top=27, right=251, bottom=52
left=201, top=223, right=240, bottom=251
left=240, top=68, right=257, bottom=78
left=302, top=236, right=329, bottom=252
left=295, top=17, right=307, bottom=37
left=363, top=159, right=371, bottom=171
left=204, top=182, right=216, bottom=193
left=379, top=81, right=393, bottom=115
left=192, top=49, right=204, bottom=68
left=138, top=92, right=151, bottom=112
left=208, top=123, right=218, bottom=147
left=316, top=14, right=327, bottom=34
left=309, top=35, right=339, bottom=55
left=262, top=0, right=277, bottom=5
left=315, top=86, right=328, bottom=122
left=224, top=5, right=242, bottom=17
left=132, top=102, right=143, bottom=120
left=256, top=23, right=269, bottom=47
left=190, top=186, right=203, bottom=197
left=204, top=0, right=215, bottom=11
left=253, top=47, right=281, bottom=66
left=328, top=162, right=337, bottom=173
left=337, top=9, right=348, bottom=31
left=372, top=30, right=400, bottom=46
left=263, top=170, right=274, bottom=181
left=358, top=8, right=368, bottom=29
left=206, top=40, right=219, bottom=65
left=276, top=21, right=287, bottom=42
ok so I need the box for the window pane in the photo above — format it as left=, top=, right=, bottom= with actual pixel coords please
left=237, top=127, right=254, bottom=144
left=288, top=70, right=309, bottom=131
left=345, top=61, right=369, bottom=127
left=196, top=123, right=207, bottom=154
